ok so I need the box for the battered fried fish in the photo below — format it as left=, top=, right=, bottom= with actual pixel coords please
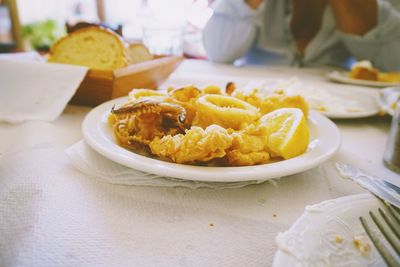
left=149, top=124, right=233, bottom=164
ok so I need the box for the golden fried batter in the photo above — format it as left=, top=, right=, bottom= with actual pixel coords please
left=166, top=85, right=202, bottom=125
left=128, top=88, right=168, bottom=103
left=234, top=90, right=309, bottom=117
left=111, top=100, right=187, bottom=145
left=193, top=94, right=260, bottom=130
left=168, top=85, right=202, bottom=102
left=149, top=125, right=233, bottom=164
left=226, top=124, right=271, bottom=166
left=202, top=84, right=222, bottom=95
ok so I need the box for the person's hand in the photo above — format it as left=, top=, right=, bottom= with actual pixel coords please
left=245, top=0, right=263, bottom=10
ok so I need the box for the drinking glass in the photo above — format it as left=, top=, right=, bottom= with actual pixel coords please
left=142, top=23, right=183, bottom=56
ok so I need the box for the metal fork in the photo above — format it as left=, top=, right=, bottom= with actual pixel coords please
left=360, top=200, right=400, bottom=267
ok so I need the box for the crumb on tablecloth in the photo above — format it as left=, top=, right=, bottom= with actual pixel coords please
left=335, top=235, right=344, bottom=244
left=353, top=235, right=371, bottom=256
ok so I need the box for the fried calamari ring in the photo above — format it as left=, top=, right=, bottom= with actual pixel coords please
left=234, top=90, right=309, bottom=117
left=202, top=84, right=222, bottom=95
left=128, top=89, right=168, bottom=103
left=168, top=85, right=202, bottom=102
left=167, top=85, right=202, bottom=125
left=193, top=94, right=260, bottom=130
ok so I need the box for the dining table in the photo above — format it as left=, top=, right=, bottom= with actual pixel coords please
left=0, top=58, right=398, bottom=267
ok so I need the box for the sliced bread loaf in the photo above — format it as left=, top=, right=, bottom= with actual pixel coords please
left=126, top=42, right=154, bottom=65
left=48, top=27, right=128, bottom=70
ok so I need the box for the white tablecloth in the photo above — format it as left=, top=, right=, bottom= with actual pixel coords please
left=0, top=59, right=398, bottom=267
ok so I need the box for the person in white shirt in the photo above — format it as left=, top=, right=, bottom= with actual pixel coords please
left=202, top=0, right=400, bottom=70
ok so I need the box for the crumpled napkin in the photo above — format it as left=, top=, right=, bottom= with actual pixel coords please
left=65, top=141, right=268, bottom=189
left=0, top=58, right=87, bottom=123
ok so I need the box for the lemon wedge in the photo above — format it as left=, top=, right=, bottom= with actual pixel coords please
left=260, top=108, right=309, bottom=159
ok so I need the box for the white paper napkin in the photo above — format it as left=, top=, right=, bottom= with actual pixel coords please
left=65, top=140, right=268, bottom=189
left=0, top=58, right=88, bottom=123
left=0, top=51, right=45, bottom=62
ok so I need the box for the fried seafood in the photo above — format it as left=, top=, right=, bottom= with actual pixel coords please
left=226, top=124, right=271, bottom=166
left=193, top=94, right=260, bottom=130
left=111, top=99, right=187, bottom=146
left=109, top=82, right=311, bottom=166
left=203, top=84, right=222, bottom=95
left=168, top=85, right=202, bottom=102
left=234, top=89, right=309, bottom=117
left=225, top=81, right=236, bottom=95
left=227, top=150, right=270, bottom=166
left=149, top=125, right=233, bottom=164
left=128, top=88, right=168, bottom=102
left=167, top=85, right=202, bottom=124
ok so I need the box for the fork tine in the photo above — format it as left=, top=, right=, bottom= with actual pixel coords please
left=379, top=207, right=400, bottom=241
left=375, top=197, right=400, bottom=226
left=393, top=205, right=400, bottom=215
left=373, top=209, right=400, bottom=255
left=360, top=216, right=399, bottom=267
left=387, top=204, right=400, bottom=224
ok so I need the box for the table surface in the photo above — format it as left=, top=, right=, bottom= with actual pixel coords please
left=0, top=59, right=398, bottom=267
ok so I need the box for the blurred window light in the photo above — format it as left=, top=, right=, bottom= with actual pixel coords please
left=16, top=0, right=98, bottom=25
left=13, top=0, right=213, bottom=57
left=186, top=0, right=213, bottom=29
left=103, top=0, right=213, bottom=38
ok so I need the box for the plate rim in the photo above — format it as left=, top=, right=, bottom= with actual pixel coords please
left=82, top=97, right=342, bottom=182
left=327, top=70, right=400, bottom=88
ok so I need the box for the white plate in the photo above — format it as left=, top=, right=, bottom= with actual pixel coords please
left=272, top=194, right=385, bottom=267
left=298, top=87, right=380, bottom=119
left=82, top=97, right=341, bottom=182
left=327, top=71, right=400, bottom=88
left=377, top=86, right=400, bottom=116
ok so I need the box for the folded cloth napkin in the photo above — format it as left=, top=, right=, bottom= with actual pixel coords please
left=65, top=141, right=267, bottom=189
left=0, top=58, right=87, bottom=123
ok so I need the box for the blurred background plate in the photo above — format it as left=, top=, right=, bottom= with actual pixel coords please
left=310, top=87, right=380, bottom=119
left=326, top=71, right=400, bottom=88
